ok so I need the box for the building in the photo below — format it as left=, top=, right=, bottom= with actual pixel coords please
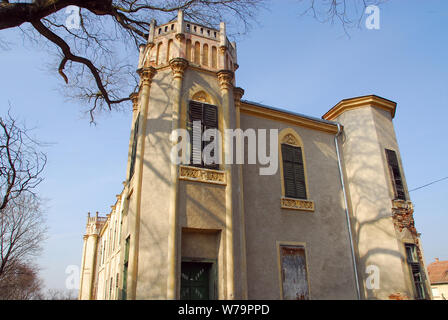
left=78, top=11, right=432, bottom=300
left=427, top=258, right=448, bottom=300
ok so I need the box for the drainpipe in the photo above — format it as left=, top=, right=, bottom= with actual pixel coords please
left=334, top=123, right=361, bottom=300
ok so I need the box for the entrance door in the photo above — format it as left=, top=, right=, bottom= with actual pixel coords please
left=180, top=262, right=212, bottom=300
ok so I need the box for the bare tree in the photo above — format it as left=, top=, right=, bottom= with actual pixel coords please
left=0, top=110, right=47, bottom=212
left=0, top=194, right=47, bottom=285
left=45, top=288, right=77, bottom=300
left=0, top=262, right=44, bottom=300
left=298, top=0, right=386, bottom=34
left=0, top=0, right=266, bottom=120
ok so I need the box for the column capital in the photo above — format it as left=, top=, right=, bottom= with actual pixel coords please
left=219, top=45, right=227, bottom=55
left=169, top=58, right=189, bottom=80
left=175, top=33, right=185, bottom=41
left=137, top=66, right=157, bottom=86
left=217, top=70, right=234, bottom=91
left=129, top=92, right=139, bottom=112
left=233, top=87, right=245, bottom=103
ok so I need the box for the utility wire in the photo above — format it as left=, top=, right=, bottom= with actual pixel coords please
left=409, top=176, right=448, bottom=192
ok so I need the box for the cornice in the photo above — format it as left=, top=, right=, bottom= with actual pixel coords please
left=322, top=95, right=397, bottom=121
left=240, top=101, right=339, bottom=134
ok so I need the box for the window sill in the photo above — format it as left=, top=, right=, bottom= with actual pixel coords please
left=281, top=197, right=315, bottom=212
left=179, top=165, right=226, bottom=186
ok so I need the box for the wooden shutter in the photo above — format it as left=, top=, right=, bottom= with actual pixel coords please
left=203, top=104, right=218, bottom=169
left=282, top=144, right=307, bottom=199
left=188, top=101, right=203, bottom=166
left=385, top=149, right=406, bottom=200
left=188, top=101, right=218, bottom=169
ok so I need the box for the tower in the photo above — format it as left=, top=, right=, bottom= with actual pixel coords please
left=323, top=95, right=432, bottom=299
left=79, top=212, right=106, bottom=300
left=122, top=11, right=245, bottom=299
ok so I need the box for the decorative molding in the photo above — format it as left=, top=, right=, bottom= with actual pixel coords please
left=240, top=101, right=339, bottom=134
left=175, top=33, right=185, bottom=41
left=322, top=95, right=397, bottom=121
left=179, top=165, right=226, bottom=185
left=282, top=133, right=299, bottom=146
left=191, top=91, right=211, bottom=103
left=281, top=197, right=315, bottom=212
left=233, top=87, right=245, bottom=103
left=169, top=57, right=189, bottom=79
left=137, top=66, right=157, bottom=86
left=219, top=46, right=227, bottom=54
left=129, top=92, right=139, bottom=112
left=217, top=70, right=234, bottom=90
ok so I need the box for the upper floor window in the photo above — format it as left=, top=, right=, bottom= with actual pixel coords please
left=129, top=114, right=140, bottom=180
left=280, top=131, right=308, bottom=200
left=385, top=149, right=406, bottom=200
left=187, top=100, right=219, bottom=170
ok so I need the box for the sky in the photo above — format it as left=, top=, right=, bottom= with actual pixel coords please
left=0, top=0, right=447, bottom=294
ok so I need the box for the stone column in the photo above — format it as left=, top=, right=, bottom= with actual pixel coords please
left=217, top=69, right=235, bottom=299
left=233, top=87, right=248, bottom=299
left=128, top=66, right=157, bottom=300
left=167, top=57, right=189, bottom=299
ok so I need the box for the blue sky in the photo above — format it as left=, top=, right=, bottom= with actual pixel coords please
left=0, top=0, right=447, bottom=292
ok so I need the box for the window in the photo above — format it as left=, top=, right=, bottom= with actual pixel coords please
left=385, top=149, right=406, bottom=200
left=188, top=101, right=219, bottom=169
left=122, top=236, right=130, bottom=300
left=129, top=114, right=140, bottom=180
left=282, top=144, right=307, bottom=199
left=405, top=243, right=427, bottom=299
left=279, top=245, right=309, bottom=300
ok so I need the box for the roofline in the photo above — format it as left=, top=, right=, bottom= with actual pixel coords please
left=322, top=94, right=397, bottom=121
left=240, top=100, right=340, bottom=134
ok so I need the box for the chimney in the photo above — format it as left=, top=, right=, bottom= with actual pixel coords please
left=435, top=258, right=439, bottom=262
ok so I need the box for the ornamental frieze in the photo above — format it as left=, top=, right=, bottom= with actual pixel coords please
left=281, top=197, right=315, bottom=212
left=179, top=165, right=226, bottom=185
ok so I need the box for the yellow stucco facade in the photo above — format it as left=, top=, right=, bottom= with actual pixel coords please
left=78, top=11, right=432, bottom=300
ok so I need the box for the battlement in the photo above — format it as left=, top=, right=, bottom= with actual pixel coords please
left=85, top=212, right=107, bottom=236
left=139, top=11, right=237, bottom=74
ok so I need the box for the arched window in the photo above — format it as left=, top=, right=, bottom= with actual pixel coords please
left=166, top=39, right=174, bottom=63
left=186, top=39, right=192, bottom=62
left=194, top=42, right=201, bottom=65
left=211, top=46, right=217, bottom=68
left=279, top=130, right=308, bottom=199
left=156, top=42, right=163, bottom=65
left=202, top=44, right=209, bottom=66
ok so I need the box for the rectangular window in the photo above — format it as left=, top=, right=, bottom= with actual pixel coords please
left=122, top=236, right=130, bottom=300
left=279, top=245, right=309, bottom=300
left=129, top=114, right=140, bottom=180
left=188, top=101, right=219, bottom=169
left=385, top=149, right=406, bottom=200
left=405, top=243, right=427, bottom=299
left=282, top=144, right=307, bottom=199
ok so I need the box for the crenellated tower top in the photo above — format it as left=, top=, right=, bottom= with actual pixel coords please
left=138, top=10, right=238, bottom=75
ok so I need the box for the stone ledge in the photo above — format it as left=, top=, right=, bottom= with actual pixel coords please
left=179, top=165, right=226, bottom=185
left=281, top=197, right=315, bottom=212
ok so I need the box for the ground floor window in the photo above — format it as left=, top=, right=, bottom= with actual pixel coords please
left=279, top=245, right=310, bottom=300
